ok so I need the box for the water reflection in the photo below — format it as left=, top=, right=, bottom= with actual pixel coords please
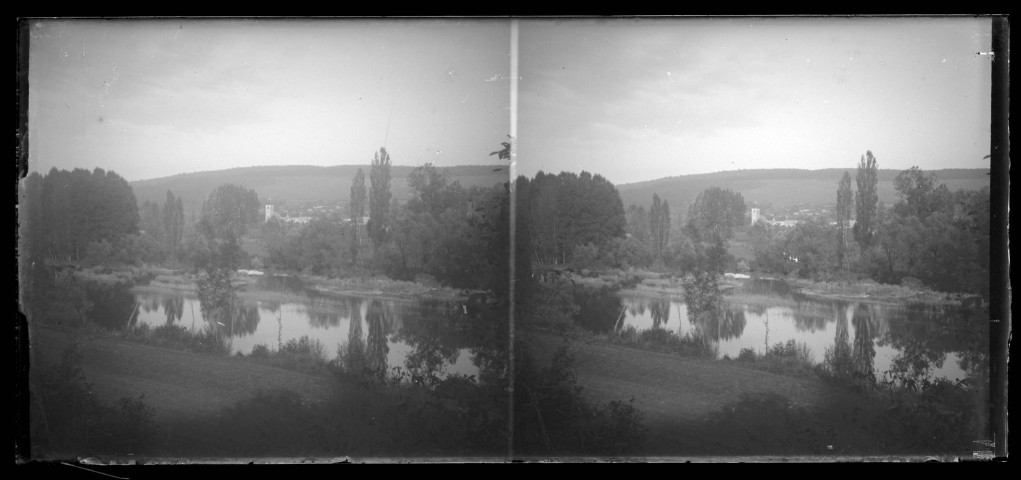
left=84, top=282, right=140, bottom=331
left=607, top=278, right=987, bottom=384
left=649, top=298, right=670, bottom=329
left=572, top=286, right=623, bottom=333
left=365, top=300, right=391, bottom=379
left=86, top=277, right=506, bottom=384
left=851, top=304, right=877, bottom=382
left=162, top=296, right=183, bottom=325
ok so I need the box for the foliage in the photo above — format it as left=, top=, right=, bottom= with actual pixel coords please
left=613, top=236, right=653, bottom=269
left=681, top=271, right=722, bottom=319
left=520, top=170, right=626, bottom=266
left=853, top=151, right=879, bottom=252
left=216, top=389, right=335, bottom=456
left=22, top=167, right=140, bottom=264
left=686, top=187, right=746, bottom=273
left=349, top=168, right=367, bottom=221
left=649, top=194, right=671, bottom=260
left=124, top=322, right=231, bottom=355
left=611, top=326, right=718, bottom=358
left=279, top=335, right=327, bottom=362
left=783, top=219, right=839, bottom=278
left=163, top=191, right=186, bottom=257
left=250, top=344, right=271, bottom=358
left=31, top=344, right=159, bottom=456
left=625, top=204, right=651, bottom=244
left=695, top=393, right=833, bottom=455
left=197, top=184, right=260, bottom=271
left=877, top=174, right=989, bottom=295
left=269, top=218, right=355, bottom=275
left=520, top=269, right=581, bottom=332
left=571, top=243, right=599, bottom=270
left=836, top=171, right=853, bottom=269
left=513, top=342, right=648, bottom=455
left=235, top=335, right=334, bottom=374
left=734, top=339, right=816, bottom=377
left=349, top=168, right=367, bottom=263
left=368, top=147, right=392, bottom=249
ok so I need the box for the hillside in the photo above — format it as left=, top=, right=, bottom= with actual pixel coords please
left=131, top=164, right=508, bottom=218
left=616, top=168, right=990, bottom=214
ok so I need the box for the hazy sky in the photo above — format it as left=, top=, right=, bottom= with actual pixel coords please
left=27, top=18, right=994, bottom=186
left=27, top=19, right=512, bottom=181
left=516, top=17, right=994, bottom=185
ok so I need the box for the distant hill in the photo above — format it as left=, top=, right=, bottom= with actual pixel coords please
left=616, top=168, right=990, bottom=215
left=131, top=164, right=508, bottom=219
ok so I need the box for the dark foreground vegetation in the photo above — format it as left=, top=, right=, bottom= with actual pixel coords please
left=19, top=143, right=992, bottom=460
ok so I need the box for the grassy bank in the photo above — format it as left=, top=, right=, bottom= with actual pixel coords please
left=71, top=264, right=464, bottom=303
left=785, top=277, right=978, bottom=305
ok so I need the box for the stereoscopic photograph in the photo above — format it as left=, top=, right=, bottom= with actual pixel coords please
left=16, top=16, right=1007, bottom=464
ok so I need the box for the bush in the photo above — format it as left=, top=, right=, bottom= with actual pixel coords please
left=734, top=340, right=816, bottom=377
left=124, top=323, right=230, bottom=355
left=513, top=343, right=648, bottom=455
left=582, top=398, right=648, bottom=455
left=250, top=344, right=271, bottom=359
left=612, top=326, right=718, bottom=358
left=336, top=337, right=369, bottom=378
left=216, top=389, right=333, bottom=455
left=32, top=344, right=160, bottom=456
left=737, top=347, right=757, bottom=362
left=571, top=243, right=599, bottom=270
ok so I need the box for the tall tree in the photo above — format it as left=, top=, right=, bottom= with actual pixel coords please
left=141, top=201, right=165, bottom=240
left=649, top=194, right=671, bottom=260
left=350, top=168, right=367, bottom=222
left=197, top=184, right=261, bottom=270
left=349, top=168, right=367, bottom=263
left=32, top=167, right=139, bottom=263
left=835, top=171, right=853, bottom=269
left=686, top=187, right=746, bottom=274
left=893, top=166, right=951, bottom=220
left=522, top=170, right=625, bottom=265
left=368, top=147, right=392, bottom=249
left=163, top=190, right=185, bottom=254
left=853, top=151, right=879, bottom=252
left=625, top=204, right=651, bottom=245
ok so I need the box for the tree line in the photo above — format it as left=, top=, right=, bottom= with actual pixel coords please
left=748, top=151, right=989, bottom=297
left=21, top=168, right=140, bottom=265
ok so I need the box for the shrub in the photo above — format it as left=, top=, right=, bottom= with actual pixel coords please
left=571, top=243, right=599, bottom=270
left=216, top=389, right=333, bottom=455
left=734, top=340, right=816, bottom=377
left=582, top=397, right=648, bottom=455
left=612, top=326, right=718, bottom=358
left=32, top=344, right=160, bottom=456
left=512, top=344, right=649, bottom=455
left=737, top=347, right=757, bottom=362
left=250, top=344, right=271, bottom=359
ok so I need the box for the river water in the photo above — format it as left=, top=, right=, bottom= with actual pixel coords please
left=580, top=278, right=988, bottom=384
left=87, top=275, right=986, bottom=387
left=89, top=275, right=505, bottom=383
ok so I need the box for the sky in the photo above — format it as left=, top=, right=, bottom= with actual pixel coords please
left=26, top=19, right=513, bottom=182
left=516, top=17, right=994, bottom=185
left=26, top=18, right=994, bottom=186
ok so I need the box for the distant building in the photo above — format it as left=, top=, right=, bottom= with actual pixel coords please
left=750, top=208, right=760, bottom=226
left=282, top=216, right=312, bottom=225
left=265, top=204, right=275, bottom=222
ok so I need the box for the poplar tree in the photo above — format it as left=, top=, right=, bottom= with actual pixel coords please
left=853, top=151, right=879, bottom=252
left=368, top=147, right=392, bottom=249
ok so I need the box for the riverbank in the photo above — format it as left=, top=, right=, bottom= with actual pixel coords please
left=29, top=323, right=509, bottom=460
left=72, top=265, right=466, bottom=303
left=568, top=267, right=974, bottom=307
left=521, top=329, right=985, bottom=457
